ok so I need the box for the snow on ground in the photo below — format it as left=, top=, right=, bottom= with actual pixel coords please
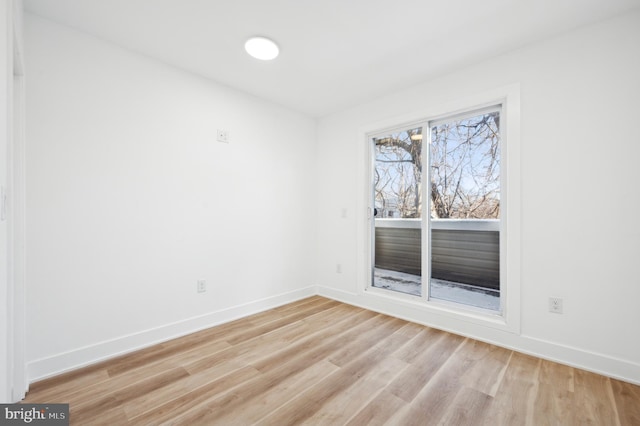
left=373, top=268, right=500, bottom=311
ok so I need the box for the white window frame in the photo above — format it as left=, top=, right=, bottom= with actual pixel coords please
left=359, top=85, right=521, bottom=334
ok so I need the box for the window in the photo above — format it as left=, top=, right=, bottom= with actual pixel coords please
left=428, top=108, right=501, bottom=311
left=372, top=126, right=423, bottom=296
left=369, top=105, right=507, bottom=315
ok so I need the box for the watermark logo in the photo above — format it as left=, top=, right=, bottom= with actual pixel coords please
left=1, top=404, right=68, bottom=426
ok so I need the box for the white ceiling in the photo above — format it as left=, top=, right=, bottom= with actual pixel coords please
left=24, top=0, right=640, bottom=117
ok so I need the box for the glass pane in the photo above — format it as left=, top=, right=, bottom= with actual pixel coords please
left=372, top=127, right=422, bottom=296
left=429, top=111, right=501, bottom=310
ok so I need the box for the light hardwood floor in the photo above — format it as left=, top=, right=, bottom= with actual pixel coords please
left=23, top=296, right=640, bottom=425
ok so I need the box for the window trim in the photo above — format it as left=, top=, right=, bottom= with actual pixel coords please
left=359, top=84, right=521, bottom=334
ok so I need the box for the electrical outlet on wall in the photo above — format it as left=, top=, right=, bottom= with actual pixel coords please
left=197, top=280, right=207, bottom=293
left=549, top=297, right=563, bottom=314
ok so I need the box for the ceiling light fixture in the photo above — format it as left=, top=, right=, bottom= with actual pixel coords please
left=244, top=36, right=279, bottom=60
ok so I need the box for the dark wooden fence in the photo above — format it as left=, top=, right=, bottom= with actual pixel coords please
left=374, top=220, right=500, bottom=290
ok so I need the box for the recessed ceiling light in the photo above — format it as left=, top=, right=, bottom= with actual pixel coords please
left=244, top=36, right=279, bottom=61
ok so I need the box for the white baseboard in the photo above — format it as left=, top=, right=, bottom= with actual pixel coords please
left=27, top=286, right=316, bottom=383
left=317, top=285, right=640, bottom=386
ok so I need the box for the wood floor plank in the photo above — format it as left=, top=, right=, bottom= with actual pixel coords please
left=327, top=314, right=411, bottom=367
left=395, top=321, right=428, bottom=339
left=128, top=365, right=261, bottom=425
left=611, top=378, right=640, bottom=425
left=71, top=405, right=129, bottom=426
left=268, top=295, right=328, bottom=316
left=156, top=310, right=387, bottom=425
left=456, top=339, right=512, bottom=397
left=121, top=357, right=248, bottom=420
left=195, top=359, right=341, bottom=426
left=174, top=315, right=408, bottom=425
left=393, top=327, right=445, bottom=364
left=301, top=355, right=408, bottom=425
left=532, top=360, right=576, bottom=426
left=45, top=359, right=188, bottom=409
left=22, top=367, right=109, bottom=405
left=250, top=309, right=380, bottom=373
left=255, top=320, right=410, bottom=426
left=539, top=357, right=575, bottom=392
left=71, top=367, right=190, bottom=424
left=574, top=369, right=621, bottom=426
left=182, top=319, right=309, bottom=375
left=482, top=351, right=541, bottom=426
left=345, top=390, right=407, bottom=426
left=438, top=386, right=493, bottom=426
left=103, top=309, right=271, bottom=377
left=181, top=303, right=360, bottom=377
left=114, top=295, right=334, bottom=377
left=532, top=382, right=575, bottom=426
left=149, top=306, right=364, bottom=423
left=387, top=336, right=469, bottom=426
left=21, top=297, right=640, bottom=426
left=386, top=331, right=464, bottom=403
left=225, top=299, right=341, bottom=345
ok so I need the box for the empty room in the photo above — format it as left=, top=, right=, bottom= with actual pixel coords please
left=1, top=0, right=639, bottom=424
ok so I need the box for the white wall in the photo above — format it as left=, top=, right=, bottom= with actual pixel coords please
left=316, top=11, right=640, bottom=384
left=24, top=14, right=317, bottom=380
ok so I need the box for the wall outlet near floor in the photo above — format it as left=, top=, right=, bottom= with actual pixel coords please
left=197, top=280, right=207, bottom=293
left=336, top=264, right=342, bottom=274
left=549, top=297, right=563, bottom=314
